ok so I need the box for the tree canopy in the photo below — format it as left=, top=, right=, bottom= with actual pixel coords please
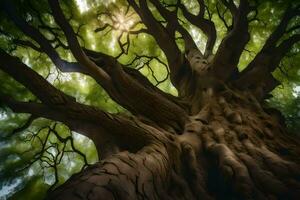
left=0, top=0, right=300, bottom=199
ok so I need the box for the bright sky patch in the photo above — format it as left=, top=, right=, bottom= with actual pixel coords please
left=75, top=0, right=89, bottom=13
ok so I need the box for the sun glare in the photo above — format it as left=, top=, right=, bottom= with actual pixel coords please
left=293, top=85, right=300, bottom=97
left=113, top=13, right=134, bottom=31
left=75, top=0, right=89, bottom=13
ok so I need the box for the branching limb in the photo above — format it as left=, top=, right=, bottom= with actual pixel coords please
left=263, top=6, right=300, bottom=50
left=0, top=49, right=74, bottom=105
left=4, top=0, right=187, bottom=135
left=127, top=0, right=184, bottom=86
left=148, top=0, right=199, bottom=53
left=4, top=0, right=184, bottom=131
left=88, top=49, right=189, bottom=109
left=13, top=39, right=42, bottom=52
left=104, top=59, right=188, bottom=132
left=50, top=124, right=90, bottom=168
left=216, top=3, right=230, bottom=30
left=13, top=0, right=188, bottom=129
left=0, top=91, right=161, bottom=155
left=236, top=5, right=300, bottom=97
left=0, top=61, right=172, bottom=153
left=85, top=48, right=189, bottom=131
left=210, top=0, right=251, bottom=81
left=18, top=123, right=90, bottom=191
left=0, top=49, right=155, bottom=152
left=4, top=30, right=186, bottom=136
left=48, top=0, right=111, bottom=88
left=3, top=115, right=38, bottom=139
left=48, top=1, right=184, bottom=126
left=1, top=0, right=87, bottom=75
left=179, top=0, right=216, bottom=57
left=0, top=94, right=63, bottom=120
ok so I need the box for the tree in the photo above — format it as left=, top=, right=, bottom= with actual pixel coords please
left=1, top=0, right=300, bottom=199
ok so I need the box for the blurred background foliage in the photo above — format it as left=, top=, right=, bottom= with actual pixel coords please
left=0, top=0, right=300, bottom=199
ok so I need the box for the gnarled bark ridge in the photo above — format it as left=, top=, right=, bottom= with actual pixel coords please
left=1, top=0, right=300, bottom=199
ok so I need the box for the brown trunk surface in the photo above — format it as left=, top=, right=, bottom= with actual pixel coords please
left=1, top=1, right=300, bottom=200
left=46, top=86, right=300, bottom=200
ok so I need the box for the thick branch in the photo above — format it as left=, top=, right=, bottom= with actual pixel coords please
left=4, top=0, right=186, bottom=135
left=127, top=0, right=184, bottom=86
left=179, top=0, right=216, bottom=57
left=236, top=6, right=300, bottom=93
left=0, top=94, right=68, bottom=122
left=48, top=0, right=111, bottom=88
left=149, top=0, right=199, bottom=53
left=263, top=6, right=300, bottom=50
left=221, top=0, right=238, bottom=15
left=210, top=0, right=250, bottom=81
left=85, top=48, right=188, bottom=131
left=0, top=91, right=154, bottom=153
left=0, top=49, right=74, bottom=105
left=105, top=60, right=188, bottom=131
left=235, top=34, right=300, bottom=94
left=1, top=0, right=87, bottom=75
left=0, top=48, right=180, bottom=152
left=0, top=92, right=158, bottom=155
left=238, top=6, right=300, bottom=75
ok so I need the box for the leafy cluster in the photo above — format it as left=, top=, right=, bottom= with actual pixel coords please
left=0, top=0, right=300, bottom=199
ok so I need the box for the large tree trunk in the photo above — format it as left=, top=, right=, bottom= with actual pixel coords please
left=46, top=85, right=300, bottom=200
left=1, top=0, right=300, bottom=199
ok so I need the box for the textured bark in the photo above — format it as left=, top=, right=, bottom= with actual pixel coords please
left=1, top=0, right=300, bottom=199
left=45, top=86, right=300, bottom=200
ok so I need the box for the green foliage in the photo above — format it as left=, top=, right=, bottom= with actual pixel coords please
left=0, top=0, right=300, bottom=199
left=9, top=176, right=49, bottom=200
